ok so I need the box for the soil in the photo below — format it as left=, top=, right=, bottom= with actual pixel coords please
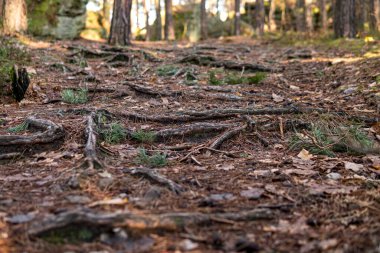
left=0, top=37, right=379, bottom=253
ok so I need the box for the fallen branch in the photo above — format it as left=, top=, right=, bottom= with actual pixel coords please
left=124, top=167, right=184, bottom=194
left=81, top=112, right=103, bottom=170
left=0, top=117, right=64, bottom=146
left=28, top=208, right=274, bottom=236
left=178, top=55, right=273, bottom=72
left=209, top=126, right=246, bottom=149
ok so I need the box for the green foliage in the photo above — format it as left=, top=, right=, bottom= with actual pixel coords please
left=61, top=88, right=88, bottom=104
left=209, top=71, right=267, bottom=85
left=8, top=121, right=29, bottom=133
left=156, top=65, right=179, bottom=76
left=376, top=75, right=380, bottom=84
left=135, top=148, right=168, bottom=168
left=101, top=123, right=127, bottom=144
left=41, top=225, right=96, bottom=244
left=289, top=118, right=374, bottom=157
left=131, top=130, right=156, bottom=143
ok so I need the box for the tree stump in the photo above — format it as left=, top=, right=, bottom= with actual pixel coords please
left=11, top=65, right=30, bottom=102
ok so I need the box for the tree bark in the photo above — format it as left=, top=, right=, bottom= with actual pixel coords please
left=0, top=0, right=27, bottom=35
left=369, top=0, right=380, bottom=33
left=334, top=0, right=356, bottom=38
left=234, top=0, right=240, bottom=35
left=268, top=0, right=277, bottom=32
left=143, top=0, right=151, bottom=40
left=319, top=0, right=328, bottom=31
left=296, top=0, right=306, bottom=32
left=256, top=0, right=265, bottom=36
left=305, top=0, right=313, bottom=32
left=164, top=0, right=175, bottom=40
left=109, top=0, right=133, bottom=45
left=200, top=0, right=207, bottom=40
left=155, top=0, right=162, bottom=40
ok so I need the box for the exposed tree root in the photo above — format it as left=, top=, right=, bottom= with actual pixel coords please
left=125, top=82, right=183, bottom=97
left=178, top=54, right=273, bottom=72
left=0, top=117, right=64, bottom=146
left=124, top=167, right=184, bottom=194
left=210, top=126, right=246, bottom=149
left=81, top=112, right=103, bottom=170
left=0, top=152, right=22, bottom=160
left=28, top=208, right=274, bottom=236
left=155, top=122, right=240, bottom=139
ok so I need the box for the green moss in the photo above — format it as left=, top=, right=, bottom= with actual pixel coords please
left=41, top=225, right=98, bottom=244
left=209, top=71, right=267, bottom=85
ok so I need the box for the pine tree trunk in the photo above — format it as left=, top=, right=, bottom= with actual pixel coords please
left=143, top=0, right=150, bottom=40
left=155, top=0, right=162, bottom=40
left=319, top=0, right=328, bottom=31
left=268, top=0, right=277, bottom=32
left=200, top=0, right=207, bottom=40
left=109, top=0, right=133, bottom=45
left=164, top=0, right=175, bottom=40
left=305, top=0, right=313, bottom=32
left=234, top=0, right=240, bottom=35
left=256, top=0, right=265, bottom=36
left=369, top=0, right=380, bottom=33
left=0, top=0, right=27, bottom=35
left=296, top=0, right=306, bottom=32
left=334, top=0, right=356, bottom=38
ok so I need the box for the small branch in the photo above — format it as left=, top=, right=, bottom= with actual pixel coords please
left=82, top=112, right=103, bottom=170
left=209, top=126, right=246, bottom=150
left=124, top=167, right=184, bottom=194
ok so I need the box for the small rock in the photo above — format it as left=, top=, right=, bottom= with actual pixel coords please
left=179, top=239, right=199, bottom=251
left=327, top=172, right=342, bottom=180
left=209, top=193, right=235, bottom=201
left=240, top=188, right=264, bottom=200
left=66, top=195, right=91, bottom=204
left=98, top=177, right=114, bottom=190
left=344, top=162, right=364, bottom=172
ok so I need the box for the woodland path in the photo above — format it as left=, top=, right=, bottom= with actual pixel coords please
left=0, top=37, right=379, bottom=253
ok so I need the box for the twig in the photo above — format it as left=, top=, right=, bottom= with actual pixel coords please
left=209, top=126, right=246, bottom=150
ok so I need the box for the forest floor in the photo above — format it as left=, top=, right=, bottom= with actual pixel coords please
left=0, top=36, right=379, bottom=253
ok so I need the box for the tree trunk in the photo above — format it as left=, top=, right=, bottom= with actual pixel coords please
left=334, top=0, right=356, bottom=38
left=143, top=0, right=150, bottom=40
left=296, top=0, right=306, bottom=32
left=369, top=0, right=380, bottom=33
left=164, top=0, right=175, bottom=40
left=268, top=0, right=277, bottom=32
left=155, top=0, right=162, bottom=40
left=0, top=0, right=27, bottom=35
left=109, top=0, right=133, bottom=45
left=200, top=0, right=207, bottom=40
left=319, top=0, right=328, bottom=31
left=305, top=0, right=313, bottom=32
left=234, top=0, right=240, bottom=35
left=256, top=0, right=265, bottom=36
left=355, top=0, right=366, bottom=34
left=102, top=0, right=112, bottom=36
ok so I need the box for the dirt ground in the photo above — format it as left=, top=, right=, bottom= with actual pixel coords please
left=0, top=37, right=379, bottom=253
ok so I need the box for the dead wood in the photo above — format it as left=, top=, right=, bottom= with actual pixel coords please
left=155, top=122, right=240, bottom=139
left=28, top=208, right=274, bottom=236
left=125, top=82, right=182, bottom=97
left=0, top=117, right=64, bottom=146
left=11, top=65, right=30, bottom=102
left=124, top=167, right=184, bottom=194
left=0, top=152, right=22, bottom=160
left=82, top=112, right=103, bottom=170
left=209, top=126, right=246, bottom=149
left=178, top=54, right=273, bottom=72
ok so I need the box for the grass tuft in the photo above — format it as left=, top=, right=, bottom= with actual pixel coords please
left=131, top=130, right=156, bottom=143
left=209, top=71, right=267, bottom=85
left=156, top=65, right=179, bottom=76
left=61, top=88, right=88, bottom=104
left=8, top=121, right=29, bottom=133
left=101, top=123, right=127, bottom=144
left=135, top=148, right=167, bottom=167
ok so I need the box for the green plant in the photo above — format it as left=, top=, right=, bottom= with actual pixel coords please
left=156, top=65, right=179, bottom=76
left=101, top=123, right=127, bottom=144
left=41, top=225, right=96, bottom=244
left=376, top=75, right=380, bottom=84
left=209, top=71, right=267, bottom=85
left=245, top=72, right=267, bottom=84
left=131, top=130, right=156, bottom=143
left=289, top=117, right=374, bottom=157
left=8, top=121, right=29, bottom=133
left=135, top=148, right=168, bottom=167
left=61, top=88, right=88, bottom=104
left=209, top=70, right=223, bottom=85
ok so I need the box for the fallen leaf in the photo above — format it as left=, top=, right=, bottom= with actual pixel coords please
left=344, top=162, right=364, bottom=172
left=272, top=93, right=285, bottom=102
left=297, top=149, right=313, bottom=161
